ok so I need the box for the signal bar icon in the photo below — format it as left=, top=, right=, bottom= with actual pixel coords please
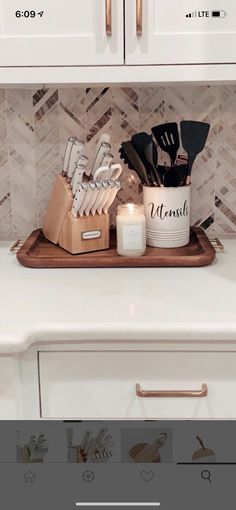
left=186, top=11, right=197, bottom=18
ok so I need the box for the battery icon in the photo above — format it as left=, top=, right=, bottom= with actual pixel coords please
left=211, top=10, right=227, bottom=17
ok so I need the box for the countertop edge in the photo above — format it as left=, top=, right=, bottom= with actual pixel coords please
left=1, top=322, right=236, bottom=354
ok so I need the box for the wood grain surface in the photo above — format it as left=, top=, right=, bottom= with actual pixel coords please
left=16, top=227, right=216, bottom=268
left=42, top=175, right=73, bottom=245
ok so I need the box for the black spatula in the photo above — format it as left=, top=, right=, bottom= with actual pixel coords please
left=151, top=123, right=180, bottom=167
left=180, top=121, right=210, bottom=184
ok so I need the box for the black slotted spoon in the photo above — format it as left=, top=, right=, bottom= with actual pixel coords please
left=151, top=122, right=180, bottom=167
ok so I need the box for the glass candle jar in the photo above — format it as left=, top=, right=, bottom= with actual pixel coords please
left=116, top=203, right=146, bottom=257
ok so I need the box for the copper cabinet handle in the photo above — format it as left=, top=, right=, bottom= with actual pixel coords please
left=136, top=383, right=208, bottom=398
left=105, top=0, right=112, bottom=36
left=136, top=0, right=142, bottom=36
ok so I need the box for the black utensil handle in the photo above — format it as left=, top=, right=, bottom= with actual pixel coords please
left=153, top=166, right=163, bottom=187
left=121, top=142, right=151, bottom=186
left=147, top=166, right=159, bottom=187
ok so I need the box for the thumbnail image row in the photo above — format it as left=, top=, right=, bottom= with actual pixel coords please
left=14, top=421, right=236, bottom=464
left=0, top=421, right=235, bottom=464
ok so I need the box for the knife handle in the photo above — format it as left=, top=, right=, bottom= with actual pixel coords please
left=96, top=183, right=110, bottom=215
left=103, top=181, right=121, bottom=214
left=72, top=164, right=86, bottom=196
left=62, top=137, right=77, bottom=175
left=67, top=142, right=84, bottom=181
left=100, top=152, right=113, bottom=169
left=89, top=183, right=102, bottom=216
left=83, top=183, right=97, bottom=217
left=79, top=185, right=95, bottom=218
left=92, top=136, right=111, bottom=176
left=97, top=185, right=113, bottom=215
left=71, top=185, right=86, bottom=218
left=91, top=185, right=107, bottom=216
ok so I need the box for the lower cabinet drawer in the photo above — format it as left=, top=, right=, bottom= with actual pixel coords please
left=39, top=351, right=236, bottom=419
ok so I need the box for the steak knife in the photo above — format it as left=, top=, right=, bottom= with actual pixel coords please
left=72, top=163, right=86, bottom=196
left=71, top=183, right=88, bottom=218
left=84, top=181, right=103, bottom=217
left=78, top=182, right=97, bottom=218
left=103, top=180, right=121, bottom=214
left=97, top=180, right=116, bottom=215
left=91, top=181, right=109, bottom=216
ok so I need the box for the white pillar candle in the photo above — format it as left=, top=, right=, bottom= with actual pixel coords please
left=116, top=203, right=146, bottom=257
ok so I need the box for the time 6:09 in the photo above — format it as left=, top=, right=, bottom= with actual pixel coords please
left=15, top=10, right=44, bottom=18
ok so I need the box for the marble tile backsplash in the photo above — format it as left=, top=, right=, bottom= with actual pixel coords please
left=0, top=84, right=236, bottom=238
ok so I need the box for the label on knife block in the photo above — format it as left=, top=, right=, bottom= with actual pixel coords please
left=122, top=225, right=143, bottom=250
left=81, top=230, right=101, bottom=241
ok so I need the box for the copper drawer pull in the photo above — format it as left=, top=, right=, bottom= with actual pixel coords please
left=136, top=0, right=142, bottom=36
left=136, top=383, right=208, bottom=398
left=105, top=0, right=112, bottom=36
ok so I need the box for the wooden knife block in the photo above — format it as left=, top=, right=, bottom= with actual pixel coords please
left=42, top=174, right=110, bottom=255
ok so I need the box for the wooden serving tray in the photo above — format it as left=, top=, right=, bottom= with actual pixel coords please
left=16, top=227, right=216, bottom=268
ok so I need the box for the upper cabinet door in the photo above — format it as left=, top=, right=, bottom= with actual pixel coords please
left=125, top=0, right=236, bottom=65
left=0, top=0, right=124, bottom=66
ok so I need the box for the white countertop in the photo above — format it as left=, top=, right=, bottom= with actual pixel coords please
left=1, top=237, right=236, bottom=353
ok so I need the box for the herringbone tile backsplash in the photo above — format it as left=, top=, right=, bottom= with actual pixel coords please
left=0, top=85, right=236, bottom=238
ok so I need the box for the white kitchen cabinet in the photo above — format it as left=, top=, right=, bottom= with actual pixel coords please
left=0, top=0, right=124, bottom=66
left=0, top=357, right=22, bottom=418
left=125, top=0, right=236, bottom=65
left=1, top=0, right=236, bottom=82
left=39, top=350, right=236, bottom=420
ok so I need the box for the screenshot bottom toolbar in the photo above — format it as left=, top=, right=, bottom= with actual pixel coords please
left=0, top=420, right=235, bottom=509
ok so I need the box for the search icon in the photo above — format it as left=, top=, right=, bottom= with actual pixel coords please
left=201, top=470, right=212, bottom=483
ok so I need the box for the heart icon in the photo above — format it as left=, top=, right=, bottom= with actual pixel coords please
left=140, top=470, right=155, bottom=483
left=82, top=470, right=95, bottom=483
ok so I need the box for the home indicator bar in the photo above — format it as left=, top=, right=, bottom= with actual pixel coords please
left=76, top=504, right=160, bottom=507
